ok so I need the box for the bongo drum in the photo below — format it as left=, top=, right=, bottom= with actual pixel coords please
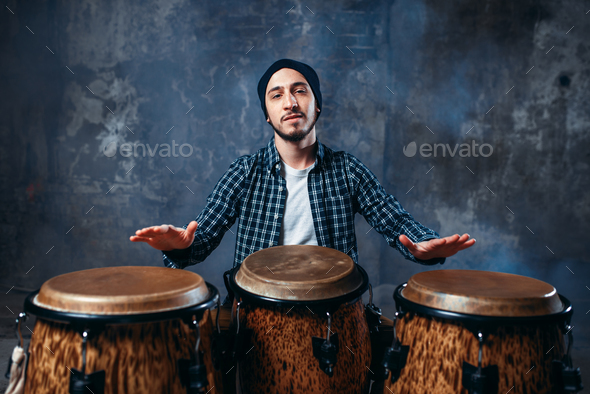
left=381, top=270, right=582, bottom=394
left=20, top=266, right=221, bottom=394
left=227, top=245, right=372, bottom=394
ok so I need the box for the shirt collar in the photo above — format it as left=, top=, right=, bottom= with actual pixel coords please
left=264, top=135, right=326, bottom=171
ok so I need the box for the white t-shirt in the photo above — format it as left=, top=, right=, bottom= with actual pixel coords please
left=278, top=159, right=318, bottom=246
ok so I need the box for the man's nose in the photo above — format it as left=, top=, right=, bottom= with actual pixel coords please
left=283, top=93, right=298, bottom=109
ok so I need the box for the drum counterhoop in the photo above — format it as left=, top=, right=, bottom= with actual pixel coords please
left=394, top=283, right=573, bottom=329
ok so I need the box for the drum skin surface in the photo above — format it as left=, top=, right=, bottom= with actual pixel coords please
left=235, top=299, right=371, bottom=394
left=24, top=266, right=220, bottom=394
left=384, top=270, right=569, bottom=394
left=402, top=269, right=563, bottom=317
left=35, top=266, right=208, bottom=314
left=234, top=245, right=365, bottom=301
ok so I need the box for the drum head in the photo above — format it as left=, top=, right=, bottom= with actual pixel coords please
left=400, top=270, right=564, bottom=317
left=233, top=245, right=366, bottom=302
left=32, top=266, right=209, bottom=315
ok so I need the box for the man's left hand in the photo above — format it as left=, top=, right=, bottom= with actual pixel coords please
left=399, top=233, right=475, bottom=261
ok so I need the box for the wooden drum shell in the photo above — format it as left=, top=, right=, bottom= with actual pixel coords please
left=24, top=310, right=220, bottom=394
left=384, top=312, right=566, bottom=394
left=233, top=298, right=372, bottom=394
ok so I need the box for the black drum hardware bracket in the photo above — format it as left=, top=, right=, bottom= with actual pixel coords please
left=311, top=310, right=340, bottom=377
left=553, top=322, right=583, bottom=393
left=552, top=360, right=583, bottom=393
left=461, top=361, right=499, bottom=394
left=365, top=283, right=383, bottom=334
left=178, top=355, right=209, bottom=394
left=312, top=332, right=339, bottom=377
left=69, top=368, right=105, bottom=394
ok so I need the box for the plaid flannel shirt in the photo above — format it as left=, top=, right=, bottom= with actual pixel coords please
left=163, top=137, right=445, bottom=268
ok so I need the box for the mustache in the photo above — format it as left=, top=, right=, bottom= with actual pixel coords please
left=282, top=111, right=305, bottom=121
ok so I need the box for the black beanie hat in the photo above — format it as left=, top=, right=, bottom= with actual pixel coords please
left=257, top=59, right=322, bottom=119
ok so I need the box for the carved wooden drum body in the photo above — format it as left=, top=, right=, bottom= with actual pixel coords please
left=22, top=266, right=221, bottom=394
left=383, top=270, right=580, bottom=394
left=228, top=245, right=372, bottom=394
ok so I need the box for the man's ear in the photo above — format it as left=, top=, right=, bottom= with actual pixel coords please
left=266, top=117, right=270, bottom=123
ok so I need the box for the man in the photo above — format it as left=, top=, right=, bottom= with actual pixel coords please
left=130, top=59, right=475, bottom=269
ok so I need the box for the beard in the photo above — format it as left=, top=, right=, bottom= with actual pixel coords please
left=269, top=110, right=318, bottom=142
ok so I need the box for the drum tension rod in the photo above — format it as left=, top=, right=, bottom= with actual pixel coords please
left=552, top=324, right=584, bottom=393
left=229, top=300, right=253, bottom=362
left=70, top=329, right=105, bottom=394
left=326, top=311, right=332, bottom=344
left=82, top=331, right=88, bottom=374
left=215, top=296, right=221, bottom=335
left=379, top=311, right=409, bottom=383
left=193, top=318, right=202, bottom=360
left=235, top=301, right=241, bottom=336
left=212, top=296, right=233, bottom=372
left=312, top=311, right=339, bottom=377
left=15, top=312, right=26, bottom=349
left=461, top=330, right=499, bottom=394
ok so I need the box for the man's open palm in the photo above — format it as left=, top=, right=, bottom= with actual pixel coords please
left=399, top=233, right=475, bottom=260
left=130, top=221, right=198, bottom=251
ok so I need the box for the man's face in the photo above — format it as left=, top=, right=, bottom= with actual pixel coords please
left=265, top=68, right=319, bottom=142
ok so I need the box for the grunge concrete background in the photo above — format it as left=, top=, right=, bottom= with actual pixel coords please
left=1, top=0, right=589, bottom=389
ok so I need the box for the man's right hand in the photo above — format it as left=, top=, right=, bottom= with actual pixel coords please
left=129, top=221, right=198, bottom=251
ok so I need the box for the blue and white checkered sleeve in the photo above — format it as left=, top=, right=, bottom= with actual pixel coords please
left=162, top=156, right=247, bottom=269
left=347, top=153, right=445, bottom=265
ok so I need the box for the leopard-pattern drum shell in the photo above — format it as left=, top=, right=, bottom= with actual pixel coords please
left=235, top=298, right=371, bottom=394
left=384, top=312, right=566, bottom=394
left=24, top=309, right=221, bottom=394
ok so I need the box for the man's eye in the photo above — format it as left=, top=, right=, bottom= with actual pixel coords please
left=296, top=90, right=306, bottom=93
left=272, top=94, right=281, bottom=99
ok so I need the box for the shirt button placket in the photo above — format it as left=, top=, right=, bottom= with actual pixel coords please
left=274, top=161, right=285, bottom=248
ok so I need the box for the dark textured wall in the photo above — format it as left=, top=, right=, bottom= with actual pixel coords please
left=1, top=0, right=589, bottom=376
